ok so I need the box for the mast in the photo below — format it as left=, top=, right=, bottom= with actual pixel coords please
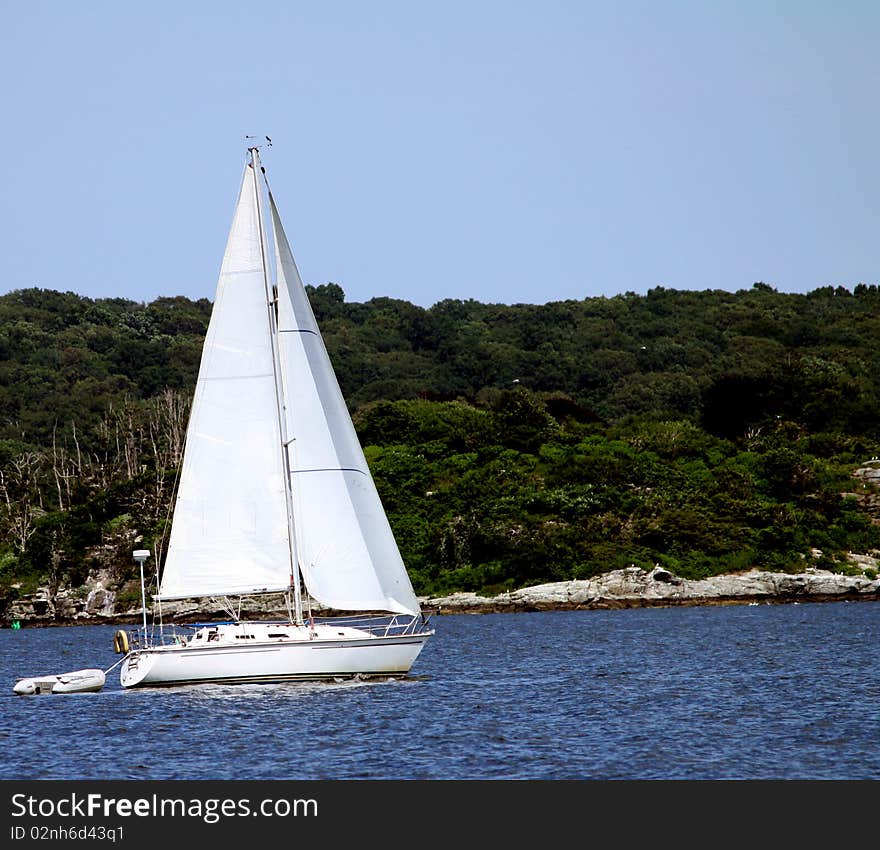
left=249, top=146, right=304, bottom=625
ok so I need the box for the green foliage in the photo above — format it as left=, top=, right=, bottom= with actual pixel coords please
left=3, top=284, right=880, bottom=599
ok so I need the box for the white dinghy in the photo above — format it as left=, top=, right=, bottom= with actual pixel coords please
left=52, top=668, right=106, bottom=693
left=13, top=668, right=105, bottom=695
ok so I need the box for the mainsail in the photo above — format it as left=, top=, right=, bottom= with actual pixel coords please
left=157, top=161, right=292, bottom=600
left=157, top=151, right=420, bottom=617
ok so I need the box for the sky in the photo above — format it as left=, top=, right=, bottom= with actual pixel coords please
left=1, top=1, right=877, bottom=309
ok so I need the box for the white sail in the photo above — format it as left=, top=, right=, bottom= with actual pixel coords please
left=157, top=161, right=293, bottom=600
left=269, top=192, right=422, bottom=617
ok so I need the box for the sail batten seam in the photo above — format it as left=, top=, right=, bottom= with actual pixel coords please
left=290, top=467, right=368, bottom=476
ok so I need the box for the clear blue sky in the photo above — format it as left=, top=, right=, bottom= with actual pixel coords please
left=1, top=1, right=877, bottom=308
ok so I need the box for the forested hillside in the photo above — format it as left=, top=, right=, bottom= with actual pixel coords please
left=2, top=282, right=880, bottom=614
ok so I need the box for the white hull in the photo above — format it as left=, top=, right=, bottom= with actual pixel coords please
left=120, top=621, right=431, bottom=688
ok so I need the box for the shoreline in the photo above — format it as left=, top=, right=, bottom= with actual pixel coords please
left=5, top=565, right=880, bottom=628
left=421, top=564, right=880, bottom=614
left=424, top=590, right=880, bottom=615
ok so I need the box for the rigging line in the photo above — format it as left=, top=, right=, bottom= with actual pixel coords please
left=103, top=656, right=126, bottom=675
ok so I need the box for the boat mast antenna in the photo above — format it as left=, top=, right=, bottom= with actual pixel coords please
left=133, top=549, right=150, bottom=638
left=244, top=134, right=273, bottom=150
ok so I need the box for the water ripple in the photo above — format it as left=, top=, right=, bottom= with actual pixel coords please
left=2, top=601, right=879, bottom=779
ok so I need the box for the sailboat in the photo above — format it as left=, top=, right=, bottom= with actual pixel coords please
left=118, top=145, right=433, bottom=688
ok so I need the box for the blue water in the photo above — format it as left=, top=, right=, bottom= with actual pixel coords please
left=2, top=601, right=879, bottom=780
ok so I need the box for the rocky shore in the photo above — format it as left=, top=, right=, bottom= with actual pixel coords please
left=424, top=563, right=880, bottom=613
left=5, top=561, right=880, bottom=627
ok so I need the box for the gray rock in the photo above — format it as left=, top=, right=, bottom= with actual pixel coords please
left=424, top=564, right=880, bottom=613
